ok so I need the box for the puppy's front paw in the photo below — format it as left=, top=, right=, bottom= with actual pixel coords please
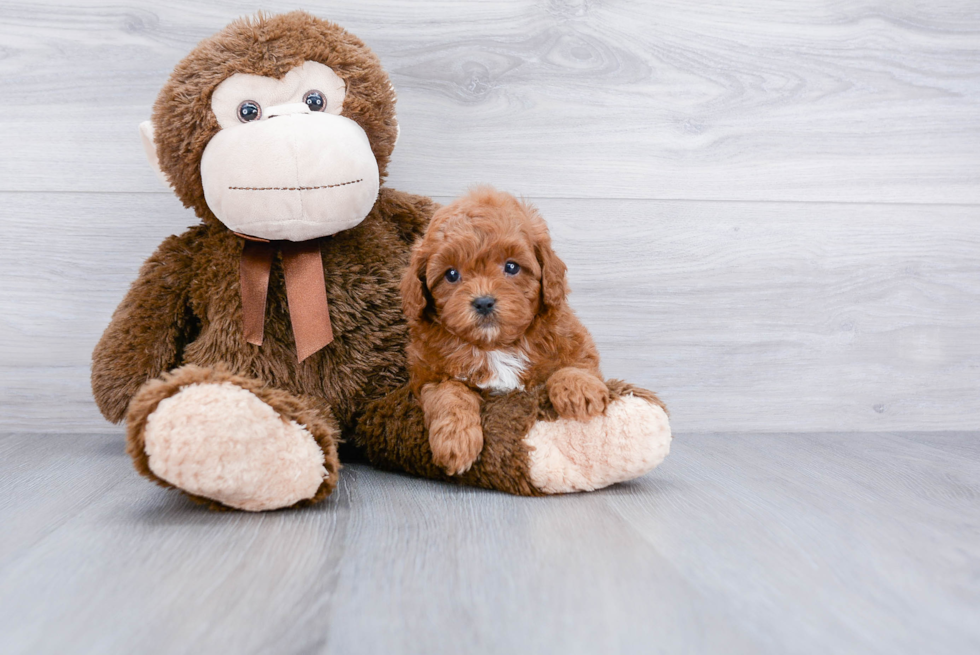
left=429, top=418, right=484, bottom=476
left=420, top=380, right=485, bottom=475
left=547, top=367, right=610, bottom=422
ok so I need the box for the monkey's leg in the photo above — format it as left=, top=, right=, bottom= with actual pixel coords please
left=126, top=365, right=339, bottom=511
left=355, top=381, right=671, bottom=496
left=520, top=381, right=672, bottom=494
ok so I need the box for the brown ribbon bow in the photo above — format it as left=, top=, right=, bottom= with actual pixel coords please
left=238, top=235, right=334, bottom=362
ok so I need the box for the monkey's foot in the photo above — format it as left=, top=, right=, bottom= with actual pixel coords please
left=524, top=394, right=671, bottom=494
left=128, top=366, right=338, bottom=511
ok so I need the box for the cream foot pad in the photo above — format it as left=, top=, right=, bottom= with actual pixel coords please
left=144, top=382, right=327, bottom=511
left=524, top=395, right=672, bottom=494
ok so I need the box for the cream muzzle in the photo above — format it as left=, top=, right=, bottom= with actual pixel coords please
left=200, top=106, right=380, bottom=242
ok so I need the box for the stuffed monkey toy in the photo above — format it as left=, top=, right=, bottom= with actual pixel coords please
left=91, top=11, right=672, bottom=510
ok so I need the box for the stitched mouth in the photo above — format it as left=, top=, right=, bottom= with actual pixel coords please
left=228, top=179, right=363, bottom=191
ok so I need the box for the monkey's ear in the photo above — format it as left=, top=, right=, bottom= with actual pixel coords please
left=401, top=242, right=434, bottom=323
left=139, top=121, right=173, bottom=189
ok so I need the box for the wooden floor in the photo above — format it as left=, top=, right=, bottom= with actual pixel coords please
left=1, top=431, right=977, bottom=655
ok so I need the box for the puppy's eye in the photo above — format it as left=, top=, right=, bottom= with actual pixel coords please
left=444, top=268, right=460, bottom=283
left=237, top=100, right=261, bottom=122
left=504, top=261, right=521, bottom=276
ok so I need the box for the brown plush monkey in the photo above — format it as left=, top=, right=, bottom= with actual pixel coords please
left=92, top=11, right=672, bottom=511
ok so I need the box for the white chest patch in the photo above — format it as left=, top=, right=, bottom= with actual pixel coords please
left=475, top=349, right=529, bottom=394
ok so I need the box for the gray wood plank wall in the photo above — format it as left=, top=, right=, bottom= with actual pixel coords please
left=1, top=0, right=978, bottom=432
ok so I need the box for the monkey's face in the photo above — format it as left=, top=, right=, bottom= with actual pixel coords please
left=144, top=13, right=400, bottom=239
left=199, top=61, right=380, bottom=242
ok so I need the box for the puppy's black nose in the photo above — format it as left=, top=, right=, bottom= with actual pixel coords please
left=472, top=295, right=496, bottom=316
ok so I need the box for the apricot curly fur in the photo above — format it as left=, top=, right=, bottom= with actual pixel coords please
left=402, top=187, right=604, bottom=397
left=399, top=187, right=612, bottom=473
left=420, top=380, right=484, bottom=475
left=546, top=367, right=610, bottom=422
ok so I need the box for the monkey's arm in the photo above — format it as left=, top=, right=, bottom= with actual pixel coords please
left=355, top=385, right=545, bottom=496
left=92, top=231, right=199, bottom=423
left=376, top=188, right=438, bottom=243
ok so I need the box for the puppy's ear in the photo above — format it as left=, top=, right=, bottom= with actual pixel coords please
left=534, top=226, right=568, bottom=311
left=401, top=240, right=434, bottom=323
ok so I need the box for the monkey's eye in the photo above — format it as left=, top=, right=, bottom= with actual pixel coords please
left=444, top=268, right=460, bottom=283
left=304, top=90, right=326, bottom=112
left=504, top=261, right=521, bottom=276
left=237, top=101, right=261, bottom=123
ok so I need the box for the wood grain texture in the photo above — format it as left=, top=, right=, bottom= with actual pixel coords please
left=2, top=192, right=977, bottom=432
left=0, top=431, right=977, bottom=654
left=0, top=0, right=977, bottom=201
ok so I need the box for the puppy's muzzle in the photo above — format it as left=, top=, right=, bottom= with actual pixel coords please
left=471, top=295, right=496, bottom=317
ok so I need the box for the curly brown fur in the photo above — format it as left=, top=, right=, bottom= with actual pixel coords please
left=401, top=187, right=609, bottom=473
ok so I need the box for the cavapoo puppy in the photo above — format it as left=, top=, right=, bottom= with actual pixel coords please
left=401, top=186, right=610, bottom=475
